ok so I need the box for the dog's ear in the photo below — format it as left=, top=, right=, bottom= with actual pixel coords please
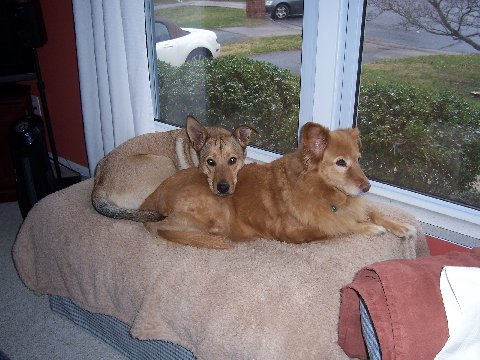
left=234, top=125, right=256, bottom=149
left=186, top=115, right=208, bottom=151
left=349, top=127, right=362, bottom=149
left=300, top=122, right=329, bottom=167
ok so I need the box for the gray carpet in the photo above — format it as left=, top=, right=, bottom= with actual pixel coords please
left=0, top=201, right=127, bottom=360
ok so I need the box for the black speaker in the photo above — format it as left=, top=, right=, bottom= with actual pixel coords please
left=13, top=0, right=47, bottom=48
left=9, top=115, right=55, bottom=218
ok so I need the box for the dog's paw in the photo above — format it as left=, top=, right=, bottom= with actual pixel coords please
left=389, top=223, right=417, bottom=239
left=362, top=223, right=387, bottom=236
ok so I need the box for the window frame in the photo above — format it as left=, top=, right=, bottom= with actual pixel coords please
left=145, top=0, right=159, bottom=122
left=148, top=0, right=480, bottom=241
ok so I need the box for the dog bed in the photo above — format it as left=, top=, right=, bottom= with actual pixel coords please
left=13, top=178, right=428, bottom=359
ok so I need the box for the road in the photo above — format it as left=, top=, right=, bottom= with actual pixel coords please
left=215, top=5, right=478, bottom=75
left=156, top=1, right=478, bottom=75
left=364, top=7, right=478, bottom=54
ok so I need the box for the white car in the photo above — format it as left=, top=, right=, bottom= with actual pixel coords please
left=155, top=18, right=220, bottom=66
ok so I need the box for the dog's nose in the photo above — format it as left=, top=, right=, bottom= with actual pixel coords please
left=360, top=181, right=371, bottom=193
left=217, top=181, right=230, bottom=194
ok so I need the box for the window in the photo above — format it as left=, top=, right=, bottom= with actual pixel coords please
left=355, top=0, right=480, bottom=240
left=147, top=0, right=479, bottom=241
left=150, top=1, right=302, bottom=157
left=358, top=1, right=480, bottom=211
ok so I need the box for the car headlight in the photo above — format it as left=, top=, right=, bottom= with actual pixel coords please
left=265, top=1, right=273, bottom=5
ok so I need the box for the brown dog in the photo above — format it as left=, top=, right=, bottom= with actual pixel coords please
left=140, top=122, right=416, bottom=248
left=92, top=116, right=253, bottom=221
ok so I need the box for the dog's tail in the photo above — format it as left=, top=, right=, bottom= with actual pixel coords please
left=91, top=190, right=165, bottom=222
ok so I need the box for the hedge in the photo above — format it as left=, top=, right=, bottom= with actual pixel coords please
left=357, top=82, right=480, bottom=206
left=157, top=56, right=480, bottom=207
left=157, top=56, right=300, bottom=153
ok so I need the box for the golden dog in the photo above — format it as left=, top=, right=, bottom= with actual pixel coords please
left=140, top=122, right=416, bottom=248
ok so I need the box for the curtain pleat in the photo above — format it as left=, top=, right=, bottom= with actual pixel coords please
left=72, top=0, right=154, bottom=174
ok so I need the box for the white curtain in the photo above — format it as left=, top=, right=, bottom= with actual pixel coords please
left=72, top=0, right=154, bottom=174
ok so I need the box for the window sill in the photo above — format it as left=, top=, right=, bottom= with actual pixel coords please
left=370, top=196, right=479, bottom=249
left=367, top=183, right=479, bottom=248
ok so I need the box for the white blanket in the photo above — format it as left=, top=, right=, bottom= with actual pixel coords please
left=436, top=266, right=480, bottom=359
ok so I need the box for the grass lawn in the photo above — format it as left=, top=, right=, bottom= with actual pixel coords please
left=221, top=35, right=302, bottom=56
left=361, top=55, right=480, bottom=106
left=155, top=6, right=265, bottom=28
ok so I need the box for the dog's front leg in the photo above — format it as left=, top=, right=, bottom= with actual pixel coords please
left=368, top=209, right=416, bottom=239
left=354, top=222, right=387, bottom=236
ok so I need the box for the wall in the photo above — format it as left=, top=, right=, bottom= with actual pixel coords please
left=29, top=0, right=88, bottom=170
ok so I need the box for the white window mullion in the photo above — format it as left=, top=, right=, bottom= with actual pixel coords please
left=145, top=0, right=160, bottom=120
left=298, top=0, right=319, bottom=130
left=299, top=0, right=364, bottom=130
left=300, top=0, right=348, bottom=130
left=339, top=0, right=366, bottom=128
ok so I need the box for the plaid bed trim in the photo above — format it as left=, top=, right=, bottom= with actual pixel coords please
left=360, top=298, right=382, bottom=360
left=49, top=295, right=196, bottom=360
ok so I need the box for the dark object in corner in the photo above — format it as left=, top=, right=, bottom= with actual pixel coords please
left=9, top=115, right=82, bottom=218
left=9, top=114, right=82, bottom=220
left=0, top=349, right=11, bottom=360
left=9, top=115, right=55, bottom=218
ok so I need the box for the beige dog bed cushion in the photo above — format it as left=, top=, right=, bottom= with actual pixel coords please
left=13, top=179, right=428, bottom=359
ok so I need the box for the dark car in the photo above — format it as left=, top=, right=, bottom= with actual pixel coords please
left=265, top=0, right=304, bottom=20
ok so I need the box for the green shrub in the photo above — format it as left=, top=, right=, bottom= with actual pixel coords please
left=157, top=56, right=300, bottom=153
left=157, top=57, right=479, bottom=207
left=357, top=82, right=480, bottom=206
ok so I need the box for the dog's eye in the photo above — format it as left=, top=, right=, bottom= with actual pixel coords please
left=207, top=159, right=216, bottom=166
left=228, top=157, right=237, bottom=165
left=336, top=159, right=347, bottom=167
